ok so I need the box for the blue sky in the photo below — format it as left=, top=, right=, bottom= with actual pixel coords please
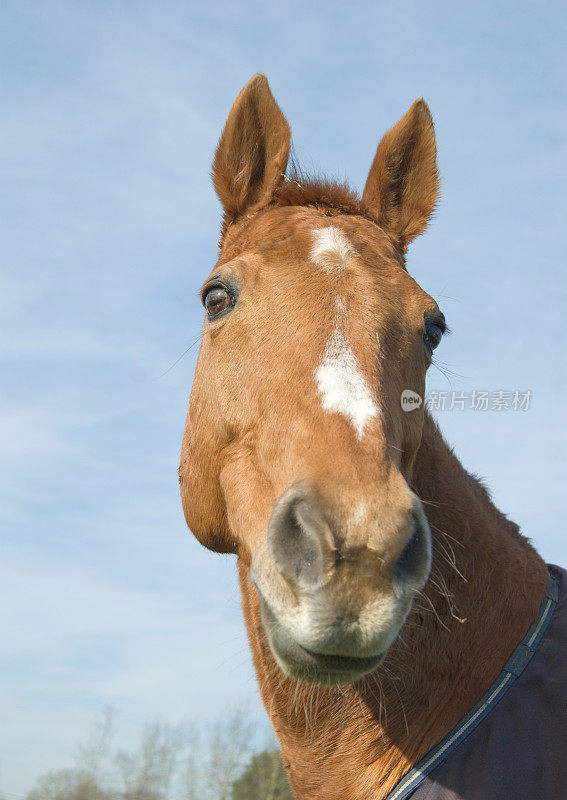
left=1, top=0, right=565, bottom=793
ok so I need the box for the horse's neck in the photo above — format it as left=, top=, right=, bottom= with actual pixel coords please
left=238, top=414, right=549, bottom=800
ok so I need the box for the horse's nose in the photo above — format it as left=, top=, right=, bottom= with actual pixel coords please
left=392, top=499, right=432, bottom=597
left=268, top=483, right=336, bottom=590
left=268, top=484, right=431, bottom=595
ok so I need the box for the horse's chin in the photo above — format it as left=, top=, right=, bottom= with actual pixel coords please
left=259, top=596, right=386, bottom=685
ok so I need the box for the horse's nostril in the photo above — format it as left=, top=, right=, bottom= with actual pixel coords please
left=392, top=507, right=432, bottom=596
left=268, top=484, right=335, bottom=590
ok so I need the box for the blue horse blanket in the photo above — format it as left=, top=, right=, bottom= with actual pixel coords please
left=385, top=565, right=566, bottom=800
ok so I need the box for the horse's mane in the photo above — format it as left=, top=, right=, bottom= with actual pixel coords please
left=274, top=169, right=363, bottom=217
left=220, top=165, right=381, bottom=245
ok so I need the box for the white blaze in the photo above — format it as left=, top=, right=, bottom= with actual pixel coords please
left=315, top=327, right=379, bottom=439
left=349, top=501, right=367, bottom=528
left=311, top=226, right=357, bottom=271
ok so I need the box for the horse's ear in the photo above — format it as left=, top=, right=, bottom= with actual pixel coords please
left=212, top=74, right=291, bottom=226
left=362, top=99, right=440, bottom=252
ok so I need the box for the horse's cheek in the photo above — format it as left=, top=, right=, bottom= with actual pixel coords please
left=179, top=399, right=237, bottom=555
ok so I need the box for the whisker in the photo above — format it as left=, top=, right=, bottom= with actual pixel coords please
left=432, top=536, right=466, bottom=581
left=414, top=591, right=451, bottom=632
left=430, top=523, right=465, bottom=549
left=154, top=335, right=201, bottom=379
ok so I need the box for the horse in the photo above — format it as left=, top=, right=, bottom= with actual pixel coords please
left=179, top=75, right=566, bottom=799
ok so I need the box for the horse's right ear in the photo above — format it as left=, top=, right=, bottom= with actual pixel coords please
left=212, top=74, right=291, bottom=228
left=362, top=100, right=440, bottom=253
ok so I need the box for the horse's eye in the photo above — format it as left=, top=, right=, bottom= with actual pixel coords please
left=203, top=286, right=231, bottom=318
left=424, top=323, right=444, bottom=353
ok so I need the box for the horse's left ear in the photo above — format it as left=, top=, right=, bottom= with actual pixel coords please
left=212, top=74, right=291, bottom=228
left=362, top=99, right=440, bottom=252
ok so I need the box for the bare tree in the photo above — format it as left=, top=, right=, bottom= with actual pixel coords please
left=197, top=707, right=255, bottom=800
left=180, top=728, right=201, bottom=800
left=27, top=706, right=267, bottom=800
left=27, top=710, right=116, bottom=800
left=115, top=722, right=185, bottom=800
left=75, top=707, right=116, bottom=788
left=26, top=769, right=110, bottom=800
